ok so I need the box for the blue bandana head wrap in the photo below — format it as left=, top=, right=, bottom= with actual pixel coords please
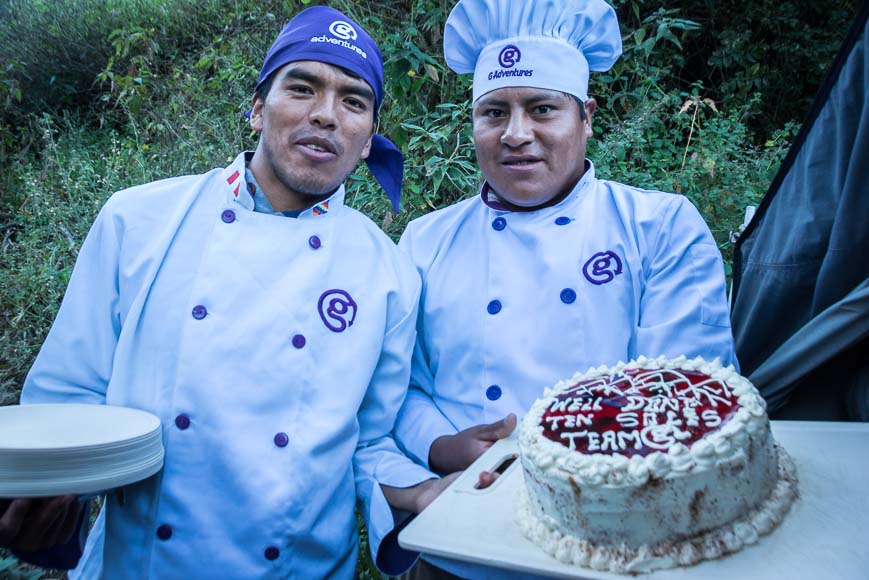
left=255, top=6, right=404, bottom=212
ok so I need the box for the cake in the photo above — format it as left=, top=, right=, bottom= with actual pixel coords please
left=517, top=356, right=798, bottom=573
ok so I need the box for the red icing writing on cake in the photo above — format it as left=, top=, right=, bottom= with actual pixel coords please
left=540, top=368, right=739, bottom=456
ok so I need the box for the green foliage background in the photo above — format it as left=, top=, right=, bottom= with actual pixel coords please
left=0, top=0, right=856, bottom=577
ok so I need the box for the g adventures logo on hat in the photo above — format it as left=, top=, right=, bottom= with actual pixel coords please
left=498, top=45, right=521, bottom=68
left=329, top=20, right=357, bottom=40
left=444, top=0, right=623, bottom=104
left=311, top=19, right=368, bottom=59
left=487, top=43, right=533, bottom=80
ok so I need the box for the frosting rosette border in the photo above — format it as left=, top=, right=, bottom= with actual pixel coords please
left=516, top=445, right=798, bottom=573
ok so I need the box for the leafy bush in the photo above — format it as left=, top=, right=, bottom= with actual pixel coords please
left=0, top=0, right=242, bottom=125
left=0, top=551, right=54, bottom=579
left=590, top=89, right=796, bottom=272
left=608, top=0, right=856, bottom=140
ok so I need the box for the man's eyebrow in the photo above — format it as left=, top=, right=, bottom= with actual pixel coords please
left=476, top=90, right=569, bottom=109
left=282, top=66, right=375, bottom=103
left=282, top=67, right=322, bottom=86
left=523, top=92, right=568, bottom=106
left=342, top=82, right=375, bottom=103
left=475, top=96, right=509, bottom=109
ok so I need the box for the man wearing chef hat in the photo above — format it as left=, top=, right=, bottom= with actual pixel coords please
left=0, top=5, right=444, bottom=578
left=363, top=0, right=738, bottom=576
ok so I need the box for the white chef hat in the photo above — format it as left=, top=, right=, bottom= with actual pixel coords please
left=444, top=0, right=622, bottom=103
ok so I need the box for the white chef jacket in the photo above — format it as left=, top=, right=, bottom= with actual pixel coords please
left=21, top=152, right=434, bottom=579
left=394, top=160, right=738, bottom=468
left=359, top=162, right=738, bottom=579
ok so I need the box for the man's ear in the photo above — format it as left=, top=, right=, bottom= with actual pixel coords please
left=584, top=98, right=597, bottom=137
left=249, top=94, right=265, bottom=133
left=360, top=126, right=374, bottom=160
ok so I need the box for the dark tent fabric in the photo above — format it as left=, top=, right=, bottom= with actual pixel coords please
left=731, top=1, right=869, bottom=421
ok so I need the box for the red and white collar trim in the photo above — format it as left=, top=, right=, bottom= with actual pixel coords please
left=220, top=152, right=346, bottom=219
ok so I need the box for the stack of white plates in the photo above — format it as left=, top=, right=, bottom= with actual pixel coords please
left=0, top=404, right=164, bottom=498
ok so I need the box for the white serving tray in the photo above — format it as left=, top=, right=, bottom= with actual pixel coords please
left=399, top=421, right=869, bottom=579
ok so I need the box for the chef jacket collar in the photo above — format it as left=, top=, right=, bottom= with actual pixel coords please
left=221, top=152, right=346, bottom=220
left=481, top=159, right=596, bottom=212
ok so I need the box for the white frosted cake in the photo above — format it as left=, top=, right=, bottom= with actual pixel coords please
left=517, top=356, right=798, bottom=573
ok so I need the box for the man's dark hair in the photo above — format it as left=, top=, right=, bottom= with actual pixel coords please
left=256, top=72, right=277, bottom=104
left=573, top=96, right=588, bottom=122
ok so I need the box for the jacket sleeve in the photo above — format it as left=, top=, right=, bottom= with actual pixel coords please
left=21, top=197, right=123, bottom=405
left=353, top=271, right=439, bottom=576
left=389, top=226, right=460, bottom=470
left=14, top=199, right=122, bottom=570
left=634, top=196, right=739, bottom=369
left=392, top=325, right=459, bottom=469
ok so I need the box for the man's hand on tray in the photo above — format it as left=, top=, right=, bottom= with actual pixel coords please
left=429, top=414, right=517, bottom=475
left=381, top=472, right=462, bottom=514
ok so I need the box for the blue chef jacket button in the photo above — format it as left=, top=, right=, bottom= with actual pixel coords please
left=156, top=525, right=172, bottom=540
left=487, top=300, right=502, bottom=315
left=555, top=216, right=571, bottom=226
left=274, top=432, right=289, bottom=447
left=221, top=209, right=236, bottom=224
left=486, top=385, right=502, bottom=401
left=492, top=217, right=506, bottom=231
left=560, top=288, right=577, bottom=304
left=265, top=546, right=280, bottom=561
left=292, top=334, right=306, bottom=349
left=192, top=305, right=207, bottom=320
left=175, top=414, right=190, bottom=430
left=308, top=235, right=321, bottom=249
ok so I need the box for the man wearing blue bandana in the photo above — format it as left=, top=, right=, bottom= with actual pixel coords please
left=370, top=0, right=739, bottom=577
left=0, top=6, right=442, bottom=578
